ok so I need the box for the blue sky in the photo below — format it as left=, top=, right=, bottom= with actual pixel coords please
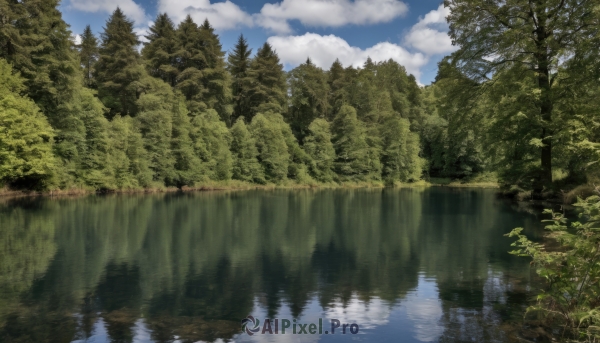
left=60, top=0, right=456, bottom=84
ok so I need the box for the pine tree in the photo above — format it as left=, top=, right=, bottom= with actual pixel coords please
left=191, top=109, right=233, bottom=181
left=142, top=13, right=178, bottom=87
left=5, top=0, right=81, bottom=121
left=78, top=25, right=98, bottom=88
left=327, top=59, right=348, bottom=118
left=288, top=59, right=330, bottom=140
left=246, top=43, right=287, bottom=119
left=331, top=105, right=372, bottom=181
left=227, top=34, right=253, bottom=123
left=174, top=15, right=206, bottom=114
left=249, top=113, right=289, bottom=183
left=230, top=117, right=264, bottom=183
left=198, top=19, right=233, bottom=125
left=95, top=7, right=144, bottom=117
left=304, top=118, right=336, bottom=182
left=0, top=59, right=56, bottom=189
left=0, top=0, right=24, bottom=62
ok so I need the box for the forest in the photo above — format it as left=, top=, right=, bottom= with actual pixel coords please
left=0, top=0, right=599, bottom=199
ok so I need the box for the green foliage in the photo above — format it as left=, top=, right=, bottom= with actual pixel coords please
left=78, top=25, right=98, bottom=88
left=173, top=15, right=206, bottom=114
left=287, top=59, right=330, bottom=140
left=380, top=115, right=422, bottom=183
left=246, top=43, right=287, bottom=119
left=266, top=111, right=313, bottom=183
left=249, top=112, right=289, bottom=183
left=227, top=35, right=253, bottom=123
left=230, top=117, right=265, bottom=183
left=0, top=59, right=55, bottom=189
left=506, top=192, right=600, bottom=341
left=95, top=8, right=144, bottom=117
left=136, top=78, right=176, bottom=184
left=304, top=118, right=336, bottom=182
left=170, top=98, right=202, bottom=187
left=197, top=20, right=233, bottom=125
left=331, top=105, right=374, bottom=181
left=76, top=87, right=113, bottom=189
left=446, top=0, right=600, bottom=193
left=142, top=13, right=178, bottom=87
left=107, top=115, right=152, bottom=189
left=191, top=109, right=233, bottom=181
left=2, top=0, right=81, bottom=121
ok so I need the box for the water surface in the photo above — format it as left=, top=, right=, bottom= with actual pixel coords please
left=0, top=188, right=544, bottom=342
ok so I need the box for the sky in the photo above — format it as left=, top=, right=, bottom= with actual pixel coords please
left=60, top=0, right=456, bottom=85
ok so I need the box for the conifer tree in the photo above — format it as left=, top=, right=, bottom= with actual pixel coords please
left=95, top=7, right=144, bottom=117
left=230, top=117, right=264, bottom=183
left=332, top=105, right=372, bottom=180
left=246, top=43, right=287, bottom=118
left=174, top=15, right=206, bottom=114
left=0, top=0, right=22, bottom=60
left=0, top=59, right=56, bottom=189
left=304, top=118, right=336, bottom=182
left=327, top=59, right=348, bottom=118
left=78, top=25, right=98, bottom=88
left=191, top=109, right=233, bottom=181
left=288, top=59, right=330, bottom=140
left=5, top=0, right=81, bottom=121
left=142, top=13, right=178, bottom=87
left=227, top=34, right=253, bottom=123
left=198, top=19, right=233, bottom=125
left=250, top=113, right=289, bottom=182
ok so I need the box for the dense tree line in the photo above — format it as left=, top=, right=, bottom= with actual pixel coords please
left=0, top=1, right=598, bottom=194
left=0, top=4, right=424, bottom=191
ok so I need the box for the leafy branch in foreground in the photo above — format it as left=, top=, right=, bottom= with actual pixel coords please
left=506, top=190, right=600, bottom=341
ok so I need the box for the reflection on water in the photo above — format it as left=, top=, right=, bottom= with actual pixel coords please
left=0, top=188, right=544, bottom=342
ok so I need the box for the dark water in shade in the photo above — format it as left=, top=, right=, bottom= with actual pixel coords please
left=0, top=188, right=547, bottom=343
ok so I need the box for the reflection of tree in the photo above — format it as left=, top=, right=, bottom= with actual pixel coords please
left=0, top=199, right=57, bottom=329
left=0, top=188, right=542, bottom=342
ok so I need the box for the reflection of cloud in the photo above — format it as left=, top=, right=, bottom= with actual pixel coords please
left=237, top=295, right=393, bottom=342
left=404, top=275, right=444, bottom=342
left=325, top=296, right=392, bottom=330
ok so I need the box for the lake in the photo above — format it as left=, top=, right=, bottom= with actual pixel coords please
left=0, top=188, right=545, bottom=342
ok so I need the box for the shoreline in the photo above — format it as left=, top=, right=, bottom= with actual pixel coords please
left=0, top=179, right=505, bottom=201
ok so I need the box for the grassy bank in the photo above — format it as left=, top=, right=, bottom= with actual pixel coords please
left=426, top=172, right=500, bottom=189
left=0, top=180, right=390, bottom=200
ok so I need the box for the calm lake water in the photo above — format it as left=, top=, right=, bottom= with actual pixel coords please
left=0, top=188, right=546, bottom=343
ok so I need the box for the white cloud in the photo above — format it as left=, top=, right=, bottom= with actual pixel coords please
left=71, top=34, right=82, bottom=45
left=158, top=0, right=253, bottom=30
left=67, top=0, right=148, bottom=24
left=256, top=0, right=409, bottom=34
left=404, top=4, right=457, bottom=56
left=267, top=33, right=428, bottom=79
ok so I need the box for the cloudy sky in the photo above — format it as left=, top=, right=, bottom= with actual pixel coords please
left=60, top=0, right=456, bottom=84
